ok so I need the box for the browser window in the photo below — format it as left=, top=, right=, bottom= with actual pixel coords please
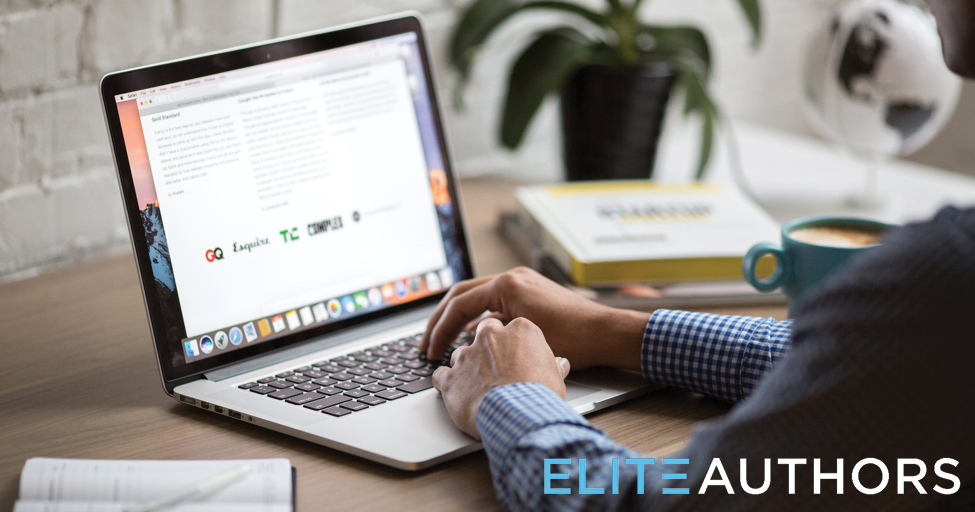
left=114, top=33, right=462, bottom=365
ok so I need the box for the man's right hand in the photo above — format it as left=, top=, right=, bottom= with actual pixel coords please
left=420, top=267, right=650, bottom=372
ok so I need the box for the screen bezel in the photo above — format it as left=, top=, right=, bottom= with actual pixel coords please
left=99, top=15, right=474, bottom=391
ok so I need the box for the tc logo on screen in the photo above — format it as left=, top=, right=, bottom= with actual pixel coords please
left=205, top=247, right=224, bottom=262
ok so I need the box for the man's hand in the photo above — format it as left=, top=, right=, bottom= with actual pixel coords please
left=432, top=317, right=571, bottom=439
left=421, top=267, right=650, bottom=371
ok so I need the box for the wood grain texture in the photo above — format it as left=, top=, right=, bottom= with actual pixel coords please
left=0, top=178, right=786, bottom=512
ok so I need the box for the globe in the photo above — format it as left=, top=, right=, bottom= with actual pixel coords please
left=802, top=0, right=962, bottom=158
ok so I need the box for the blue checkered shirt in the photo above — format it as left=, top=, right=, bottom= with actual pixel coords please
left=476, top=309, right=792, bottom=511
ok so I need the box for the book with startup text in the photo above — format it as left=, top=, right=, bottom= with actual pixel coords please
left=514, top=181, right=781, bottom=287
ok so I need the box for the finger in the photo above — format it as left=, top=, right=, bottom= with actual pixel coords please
left=473, top=317, right=504, bottom=340
left=463, top=311, right=506, bottom=333
left=420, top=276, right=493, bottom=353
left=449, top=345, right=467, bottom=367
left=556, top=357, right=571, bottom=379
left=426, top=279, right=506, bottom=360
left=432, top=365, right=450, bottom=393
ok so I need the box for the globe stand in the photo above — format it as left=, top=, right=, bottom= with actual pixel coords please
left=844, top=155, right=885, bottom=210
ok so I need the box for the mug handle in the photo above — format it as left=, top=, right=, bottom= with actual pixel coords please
left=742, top=243, right=790, bottom=292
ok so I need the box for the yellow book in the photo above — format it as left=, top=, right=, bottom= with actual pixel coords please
left=514, top=181, right=780, bottom=287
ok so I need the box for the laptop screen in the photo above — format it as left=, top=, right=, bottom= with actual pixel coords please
left=103, top=21, right=471, bottom=382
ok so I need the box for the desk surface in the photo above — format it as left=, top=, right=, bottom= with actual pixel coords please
left=0, top=178, right=786, bottom=511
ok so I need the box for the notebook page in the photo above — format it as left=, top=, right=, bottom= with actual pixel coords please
left=19, top=458, right=292, bottom=504
left=13, top=502, right=292, bottom=512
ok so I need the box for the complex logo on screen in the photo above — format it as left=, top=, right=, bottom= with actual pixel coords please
left=205, top=247, right=224, bottom=262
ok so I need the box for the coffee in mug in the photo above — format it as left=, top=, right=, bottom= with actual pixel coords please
left=787, top=226, right=884, bottom=248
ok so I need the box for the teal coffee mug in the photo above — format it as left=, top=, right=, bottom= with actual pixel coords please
left=742, top=216, right=895, bottom=315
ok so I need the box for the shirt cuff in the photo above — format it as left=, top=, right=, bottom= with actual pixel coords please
left=476, top=382, right=591, bottom=461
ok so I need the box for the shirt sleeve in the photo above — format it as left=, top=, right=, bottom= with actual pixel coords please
left=477, top=382, right=649, bottom=512
left=642, top=309, right=792, bottom=403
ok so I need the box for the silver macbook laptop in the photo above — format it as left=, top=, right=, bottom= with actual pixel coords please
left=99, top=13, right=652, bottom=470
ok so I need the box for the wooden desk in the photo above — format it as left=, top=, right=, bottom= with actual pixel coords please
left=0, top=178, right=786, bottom=511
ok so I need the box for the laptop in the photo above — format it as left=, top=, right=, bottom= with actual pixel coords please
left=99, top=13, right=652, bottom=470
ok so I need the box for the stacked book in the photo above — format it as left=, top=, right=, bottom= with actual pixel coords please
left=501, top=181, right=786, bottom=310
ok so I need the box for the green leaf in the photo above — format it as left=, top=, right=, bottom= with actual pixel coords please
left=643, top=25, right=712, bottom=81
left=449, top=0, right=606, bottom=84
left=735, top=0, right=762, bottom=47
left=670, top=55, right=718, bottom=179
left=500, top=28, right=594, bottom=149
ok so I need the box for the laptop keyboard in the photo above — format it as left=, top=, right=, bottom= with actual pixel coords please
left=237, top=332, right=470, bottom=417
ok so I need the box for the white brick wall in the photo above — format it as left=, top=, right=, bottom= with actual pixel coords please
left=0, top=0, right=973, bottom=279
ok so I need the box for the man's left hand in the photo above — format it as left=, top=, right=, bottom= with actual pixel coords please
left=432, top=317, right=571, bottom=439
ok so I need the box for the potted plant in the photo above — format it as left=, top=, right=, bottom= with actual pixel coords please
left=449, top=0, right=762, bottom=180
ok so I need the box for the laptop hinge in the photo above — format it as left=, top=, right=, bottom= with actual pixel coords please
left=204, top=304, right=437, bottom=382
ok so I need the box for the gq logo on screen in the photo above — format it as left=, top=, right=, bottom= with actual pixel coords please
left=204, top=247, right=224, bottom=262
left=543, top=458, right=960, bottom=495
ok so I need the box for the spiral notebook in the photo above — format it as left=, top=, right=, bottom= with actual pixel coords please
left=13, top=458, right=295, bottom=512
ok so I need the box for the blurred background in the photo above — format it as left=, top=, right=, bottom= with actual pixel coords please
left=0, top=0, right=973, bottom=280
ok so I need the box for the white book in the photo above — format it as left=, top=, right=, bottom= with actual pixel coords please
left=14, top=458, right=294, bottom=512
left=515, top=181, right=781, bottom=286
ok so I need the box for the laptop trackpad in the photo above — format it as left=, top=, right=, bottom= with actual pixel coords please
left=565, top=380, right=601, bottom=402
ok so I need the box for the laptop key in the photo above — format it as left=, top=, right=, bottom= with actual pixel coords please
left=369, top=349, right=393, bottom=357
left=347, top=368, right=371, bottom=376
left=311, top=377, right=337, bottom=387
left=286, top=392, right=326, bottom=405
left=312, top=361, right=331, bottom=367
left=286, top=375, right=311, bottom=384
left=238, top=382, right=259, bottom=389
left=335, top=381, right=359, bottom=390
left=354, top=354, right=378, bottom=363
left=294, top=366, right=312, bottom=372
left=385, top=366, right=409, bottom=375
left=359, top=396, right=387, bottom=406
left=318, top=364, right=343, bottom=373
left=303, top=370, right=328, bottom=379
left=412, top=368, right=434, bottom=377
left=249, top=385, right=275, bottom=395
left=294, top=383, right=320, bottom=392
left=361, top=384, right=387, bottom=393
left=398, top=352, right=420, bottom=361
left=340, top=401, right=369, bottom=412
left=322, top=406, right=351, bottom=417
left=258, top=377, right=277, bottom=384
left=268, top=388, right=303, bottom=400
left=352, top=376, right=377, bottom=385
left=364, top=362, right=388, bottom=371
left=344, top=389, right=369, bottom=398
left=379, top=358, right=404, bottom=365
left=317, top=386, right=342, bottom=395
left=336, top=359, right=361, bottom=368
left=397, top=377, right=434, bottom=394
left=304, top=395, right=351, bottom=410
left=378, top=379, right=402, bottom=387
left=376, top=389, right=407, bottom=400
left=275, top=371, right=295, bottom=378
left=268, top=380, right=292, bottom=389
left=395, top=373, right=420, bottom=383
left=403, top=360, right=426, bottom=369
left=329, top=372, right=354, bottom=381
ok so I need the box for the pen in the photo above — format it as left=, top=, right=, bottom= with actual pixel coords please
left=124, top=464, right=252, bottom=512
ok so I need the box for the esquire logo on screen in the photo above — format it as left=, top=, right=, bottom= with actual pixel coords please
left=543, top=457, right=961, bottom=496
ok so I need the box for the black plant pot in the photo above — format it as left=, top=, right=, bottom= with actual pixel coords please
left=560, top=64, right=675, bottom=181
